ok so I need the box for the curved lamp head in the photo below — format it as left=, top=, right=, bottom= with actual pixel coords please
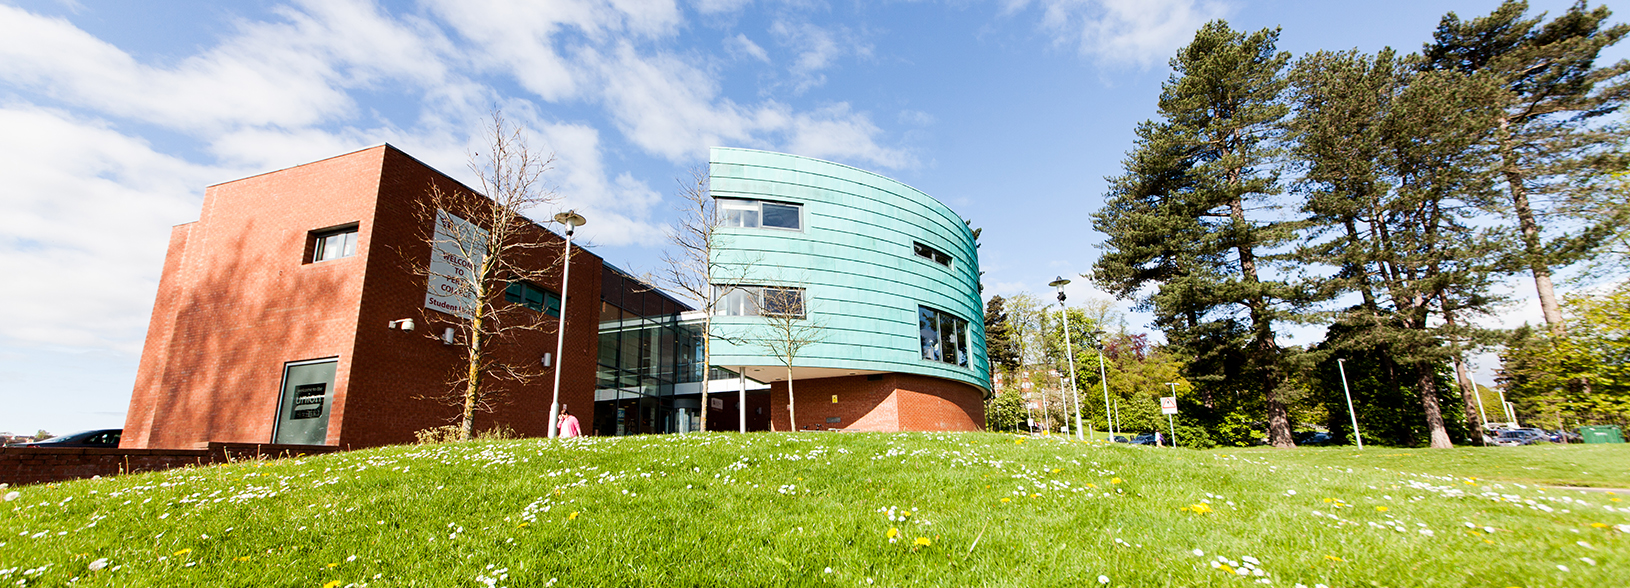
left=554, top=210, right=587, bottom=236
left=1048, top=275, right=1070, bottom=302
left=554, top=210, right=587, bottom=228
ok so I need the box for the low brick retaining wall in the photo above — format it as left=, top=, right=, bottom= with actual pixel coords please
left=0, top=443, right=340, bottom=486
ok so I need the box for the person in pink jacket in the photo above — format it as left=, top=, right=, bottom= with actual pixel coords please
left=558, top=409, right=582, bottom=438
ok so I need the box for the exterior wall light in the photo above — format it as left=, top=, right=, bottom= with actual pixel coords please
left=388, top=319, right=414, bottom=331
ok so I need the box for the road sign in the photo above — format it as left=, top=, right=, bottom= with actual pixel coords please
left=1160, top=396, right=1178, bottom=415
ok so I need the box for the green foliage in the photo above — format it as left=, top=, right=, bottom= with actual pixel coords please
left=984, top=390, right=1027, bottom=432
left=1500, top=282, right=1630, bottom=426
left=1093, top=19, right=1301, bottom=447
left=982, top=295, right=1021, bottom=374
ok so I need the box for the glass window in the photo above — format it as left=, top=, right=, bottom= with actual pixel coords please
left=720, top=199, right=760, bottom=228
left=919, top=307, right=940, bottom=362
left=313, top=227, right=357, bottom=262
left=913, top=241, right=952, bottom=267
left=761, top=203, right=801, bottom=230
left=718, top=287, right=758, bottom=316
left=918, top=305, right=968, bottom=367
left=759, top=287, right=805, bottom=318
left=718, top=199, right=801, bottom=231
left=504, top=281, right=561, bottom=317
left=716, top=286, right=805, bottom=318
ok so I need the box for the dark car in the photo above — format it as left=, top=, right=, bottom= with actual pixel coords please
left=1130, top=433, right=1156, bottom=445
left=1495, top=430, right=1543, bottom=446
left=19, top=429, right=122, bottom=448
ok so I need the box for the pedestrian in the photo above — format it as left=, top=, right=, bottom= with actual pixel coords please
left=1154, top=430, right=1163, bottom=447
left=558, top=409, right=582, bottom=438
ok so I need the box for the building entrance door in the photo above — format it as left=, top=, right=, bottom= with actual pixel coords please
left=273, top=358, right=337, bottom=445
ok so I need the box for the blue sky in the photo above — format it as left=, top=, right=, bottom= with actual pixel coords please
left=0, top=0, right=1621, bottom=435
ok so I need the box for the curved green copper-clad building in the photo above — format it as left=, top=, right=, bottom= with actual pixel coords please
left=708, top=147, right=989, bottom=432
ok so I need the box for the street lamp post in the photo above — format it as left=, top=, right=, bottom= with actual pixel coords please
left=1049, top=276, right=1084, bottom=441
left=1165, top=382, right=1180, bottom=448
left=1336, top=358, right=1363, bottom=450
left=547, top=210, right=586, bottom=439
left=1091, top=328, right=1113, bottom=441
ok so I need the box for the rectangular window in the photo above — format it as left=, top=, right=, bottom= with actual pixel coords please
left=913, top=241, right=952, bottom=267
left=505, top=281, right=561, bottom=317
left=919, top=305, right=968, bottom=367
left=312, top=226, right=358, bottom=262
left=718, top=199, right=801, bottom=231
left=716, top=286, right=806, bottom=318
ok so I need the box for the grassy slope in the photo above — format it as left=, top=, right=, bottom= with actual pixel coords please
left=1, top=433, right=1626, bottom=587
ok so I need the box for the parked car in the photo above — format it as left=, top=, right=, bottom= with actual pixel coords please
left=19, top=429, right=122, bottom=448
left=1130, top=433, right=1156, bottom=445
left=1494, top=430, right=1545, bottom=446
left=1111, top=435, right=1129, bottom=443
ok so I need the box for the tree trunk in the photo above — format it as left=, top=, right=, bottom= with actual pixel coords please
left=1230, top=197, right=1294, bottom=448
left=699, top=315, right=711, bottom=433
left=1417, top=363, right=1453, bottom=448
left=1442, top=309, right=1485, bottom=446
left=785, top=365, right=797, bottom=431
left=1499, top=117, right=1565, bottom=334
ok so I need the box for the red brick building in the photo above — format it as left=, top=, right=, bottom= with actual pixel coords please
left=123, top=145, right=603, bottom=449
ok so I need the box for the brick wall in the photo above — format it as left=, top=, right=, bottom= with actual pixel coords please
left=767, top=373, right=985, bottom=432
left=0, top=444, right=339, bottom=487
left=124, top=145, right=604, bottom=450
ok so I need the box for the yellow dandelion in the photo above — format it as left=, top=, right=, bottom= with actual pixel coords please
left=985, top=485, right=991, bottom=489
left=324, top=582, right=342, bottom=588
left=173, top=548, right=192, bottom=557
left=1015, top=439, right=1026, bottom=444
left=1217, top=564, right=1234, bottom=574
left=1612, top=498, right=1622, bottom=503
left=236, top=556, right=251, bottom=562
left=887, top=527, right=899, bottom=539
left=1375, top=506, right=1389, bottom=512
left=1485, top=540, right=1495, bottom=544
left=1051, top=468, right=1061, bottom=473
left=1086, top=483, right=1097, bottom=488
left=1590, top=523, right=1609, bottom=528
left=326, top=563, right=338, bottom=569
left=914, top=537, right=932, bottom=547
left=901, top=511, right=911, bottom=517
left=1030, top=493, right=1040, bottom=498
left=1190, top=503, right=1213, bottom=514
left=1325, top=555, right=1345, bottom=562
left=1000, top=498, right=1011, bottom=503
left=517, top=522, right=529, bottom=528
left=568, top=511, right=580, bottom=520
left=1180, top=506, right=1191, bottom=512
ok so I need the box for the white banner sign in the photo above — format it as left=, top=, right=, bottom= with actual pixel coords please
left=1160, top=396, right=1179, bottom=415
left=425, top=210, right=488, bottom=319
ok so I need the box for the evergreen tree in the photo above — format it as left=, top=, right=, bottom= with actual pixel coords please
left=983, top=295, right=1022, bottom=375
left=1092, top=20, right=1301, bottom=447
left=1423, top=0, right=1630, bottom=334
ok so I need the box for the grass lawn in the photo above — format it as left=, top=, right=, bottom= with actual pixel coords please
left=1223, top=443, right=1630, bottom=489
left=3, top=432, right=1627, bottom=587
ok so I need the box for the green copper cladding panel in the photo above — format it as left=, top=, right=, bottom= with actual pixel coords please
left=707, top=147, right=989, bottom=392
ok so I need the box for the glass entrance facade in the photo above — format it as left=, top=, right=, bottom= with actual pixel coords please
left=594, top=265, right=705, bottom=436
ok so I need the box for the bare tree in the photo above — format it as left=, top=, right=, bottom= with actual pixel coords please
left=654, top=169, right=758, bottom=432
left=751, top=285, right=826, bottom=431
left=404, top=111, right=565, bottom=441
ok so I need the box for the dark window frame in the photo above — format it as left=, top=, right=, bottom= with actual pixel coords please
left=505, top=281, right=561, bottom=317
left=308, top=223, right=360, bottom=263
left=918, top=305, right=969, bottom=368
left=913, top=241, right=953, bottom=267
left=718, top=198, right=803, bottom=231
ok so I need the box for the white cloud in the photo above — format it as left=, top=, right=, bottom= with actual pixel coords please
left=769, top=20, right=870, bottom=93
left=1007, top=0, right=1231, bottom=67
left=524, top=121, right=667, bottom=247
left=694, top=0, right=754, bottom=14
left=589, top=44, right=908, bottom=167
left=0, top=107, right=226, bottom=352
left=0, top=1, right=454, bottom=134
left=726, top=33, right=771, bottom=62
left=422, top=0, right=683, bottom=100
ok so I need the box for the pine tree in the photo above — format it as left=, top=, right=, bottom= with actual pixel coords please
left=983, top=295, right=1022, bottom=375
left=1092, top=20, right=1300, bottom=447
left=1423, top=0, right=1630, bottom=334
